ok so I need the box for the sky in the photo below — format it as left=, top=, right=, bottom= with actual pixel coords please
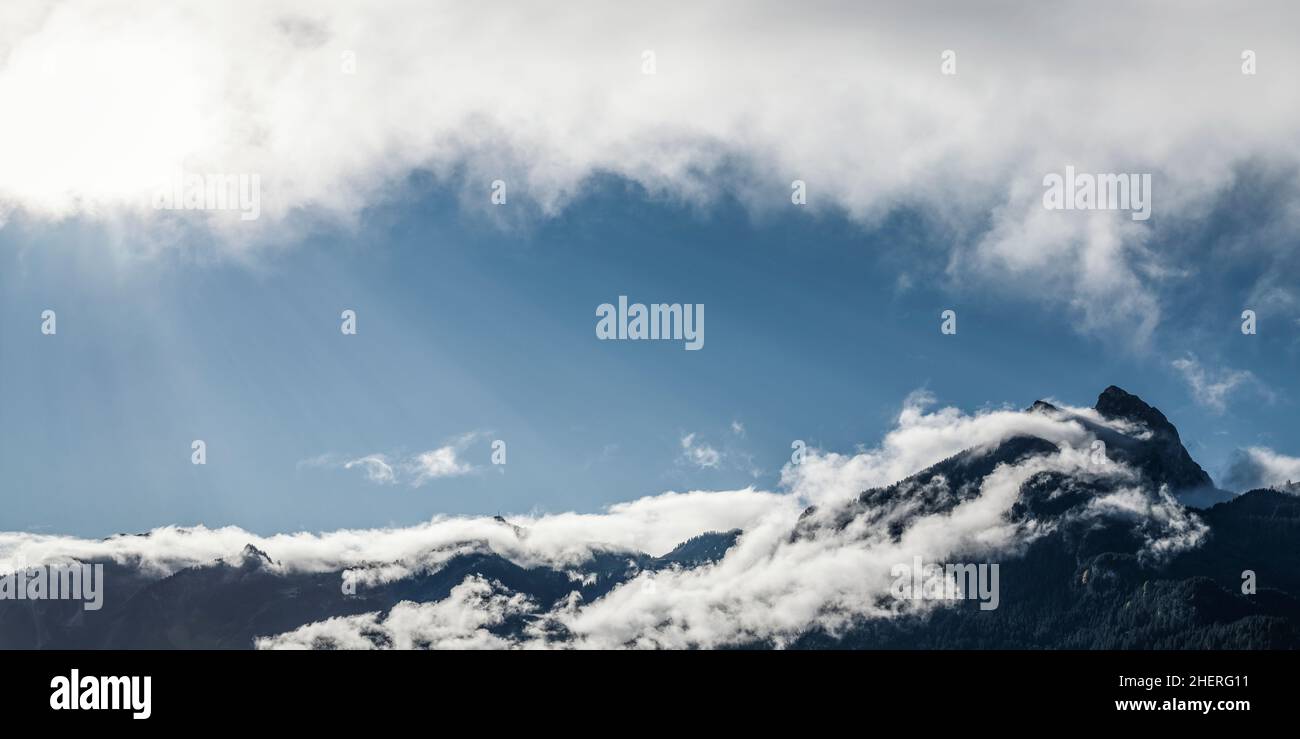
left=1, top=0, right=1298, bottom=538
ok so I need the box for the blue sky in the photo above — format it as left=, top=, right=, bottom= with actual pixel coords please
left=1, top=2, right=1298, bottom=538
left=2, top=172, right=1296, bottom=537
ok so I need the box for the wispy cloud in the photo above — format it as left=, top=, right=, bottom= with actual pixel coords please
left=256, top=575, right=535, bottom=650
left=302, top=433, right=482, bottom=488
left=1170, top=355, right=1271, bottom=414
left=679, top=424, right=764, bottom=477
left=679, top=433, right=721, bottom=470
left=343, top=454, right=397, bottom=485
left=406, top=443, right=475, bottom=485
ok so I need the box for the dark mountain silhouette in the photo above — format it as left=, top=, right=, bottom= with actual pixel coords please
left=789, top=387, right=1299, bottom=649
left=0, top=528, right=745, bottom=649
left=1092, top=385, right=1220, bottom=500
left=2, top=386, right=1296, bottom=649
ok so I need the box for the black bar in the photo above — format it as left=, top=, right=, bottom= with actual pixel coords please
left=1, top=649, right=1287, bottom=726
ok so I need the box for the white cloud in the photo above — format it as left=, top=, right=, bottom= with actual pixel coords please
left=303, top=433, right=480, bottom=487
left=779, top=390, right=1132, bottom=508
left=1084, top=486, right=1209, bottom=559
left=680, top=433, right=722, bottom=469
left=256, top=575, right=535, bottom=650
left=404, top=446, right=473, bottom=485
left=1170, top=355, right=1268, bottom=414
left=2, top=1, right=1299, bottom=336
left=680, top=426, right=763, bottom=477
left=0, top=487, right=791, bottom=578
left=1223, top=446, right=1300, bottom=492
left=342, top=454, right=396, bottom=485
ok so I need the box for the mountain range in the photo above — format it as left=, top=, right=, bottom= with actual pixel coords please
left=3, top=386, right=1297, bottom=649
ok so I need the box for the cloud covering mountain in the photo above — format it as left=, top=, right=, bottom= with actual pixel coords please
left=6, top=386, right=1293, bottom=649
left=1224, top=446, right=1300, bottom=492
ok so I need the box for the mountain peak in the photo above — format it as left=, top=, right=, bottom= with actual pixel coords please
left=491, top=515, right=526, bottom=538
left=1094, top=386, right=1175, bottom=434
left=1093, top=385, right=1214, bottom=493
left=237, top=544, right=274, bottom=569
